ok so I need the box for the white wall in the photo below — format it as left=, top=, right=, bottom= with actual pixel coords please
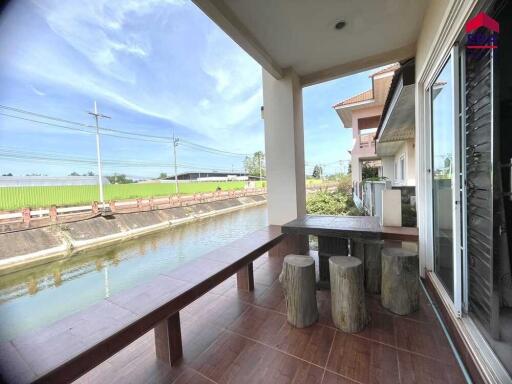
left=349, top=105, right=383, bottom=185
left=381, top=156, right=394, bottom=181
left=392, top=139, right=415, bottom=186
left=262, top=68, right=306, bottom=225
left=381, top=189, right=402, bottom=226
left=416, top=0, right=451, bottom=76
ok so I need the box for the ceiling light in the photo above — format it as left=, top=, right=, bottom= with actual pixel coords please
left=334, top=20, right=346, bottom=30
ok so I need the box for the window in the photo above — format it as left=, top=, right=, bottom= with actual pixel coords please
left=394, top=154, right=406, bottom=183
left=399, top=154, right=405, bottom=182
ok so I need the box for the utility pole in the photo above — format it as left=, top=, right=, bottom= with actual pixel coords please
left=172, top=129, right=179, bottom=194
left=258, top=153, right=263, bottom=180
left=340, top=160, right=347, bottom=175
left=88, top=101, right=110, bottom=210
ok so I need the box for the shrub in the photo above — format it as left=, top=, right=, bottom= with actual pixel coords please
left=336, top=175, right=352, bottom=195
left=402, top=204, right=417, bottom=227
left=306, top=190, right=363, bottom=216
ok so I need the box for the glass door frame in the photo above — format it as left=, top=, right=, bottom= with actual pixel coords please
left=425, top=44, right=464, bottom=317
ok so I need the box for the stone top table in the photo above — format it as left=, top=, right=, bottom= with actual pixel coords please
left=282, top=215, right=418, bottom=288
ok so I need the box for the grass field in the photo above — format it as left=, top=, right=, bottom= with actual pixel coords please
left=0, top=181, right=265, bottom=210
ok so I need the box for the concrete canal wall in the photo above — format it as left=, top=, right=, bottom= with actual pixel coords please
left=0, top=195, right=267, bottom=275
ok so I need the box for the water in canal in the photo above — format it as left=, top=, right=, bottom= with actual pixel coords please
left=0, top=205, right=267, bottom=342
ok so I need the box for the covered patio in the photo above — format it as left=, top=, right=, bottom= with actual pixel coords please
left=75, top=250, right=465, bottom=384
left=3, top=0, right=509, bottom=383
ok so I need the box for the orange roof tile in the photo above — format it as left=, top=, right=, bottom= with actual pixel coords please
left=332, top=89, right=373, bottom=108
left=370, top=63, right=400, bottom=77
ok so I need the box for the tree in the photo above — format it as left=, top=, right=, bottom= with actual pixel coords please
left=158, top=172, right=168, bottom=179
left=2, top=173, right=13, bottom=176
left=244, top=151, right=265, bottom=178
left=69, top=172, right=80, bottom=176
left=312, top=164, right=323, bottom=179
left=362, top=163, right=379, bottom=180
left=106, top=174, right=134, bottom=184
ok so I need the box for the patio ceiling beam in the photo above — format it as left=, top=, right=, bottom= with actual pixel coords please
left=192, top=0, right=284, bottom=79
left=301, top=42, right=417, bottom=87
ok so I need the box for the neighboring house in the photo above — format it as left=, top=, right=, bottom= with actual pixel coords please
left=333, top=63, right=417, bottom=220
left=333, top=64, right=398, bottom=188
left=375, top=59, right=416, bottom=189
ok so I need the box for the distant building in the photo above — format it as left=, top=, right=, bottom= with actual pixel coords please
left=0, top=176, right=110, bottom=187
left=162, top=172, right=258, bottom=182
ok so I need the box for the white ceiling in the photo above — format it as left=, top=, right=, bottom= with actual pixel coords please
left=194, top=0, right=429, bottom=84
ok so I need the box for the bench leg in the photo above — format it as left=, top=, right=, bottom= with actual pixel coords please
left=237, top=262, right=254, bottom=291
left=155, top=312, right=183, bottom=366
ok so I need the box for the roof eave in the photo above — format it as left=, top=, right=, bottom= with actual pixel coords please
left=375, top=58, right=415, bottom=142
left=333, top=98, right=377, bottom=128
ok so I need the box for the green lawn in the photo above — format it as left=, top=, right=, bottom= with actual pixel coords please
left=0, top=181, right=265, bottom=210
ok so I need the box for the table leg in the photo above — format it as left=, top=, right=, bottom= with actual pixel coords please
left=317, top=236, right=348, bottom=289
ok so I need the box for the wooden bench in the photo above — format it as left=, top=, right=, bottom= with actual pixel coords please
left=0, top=225, right=287, bottom=384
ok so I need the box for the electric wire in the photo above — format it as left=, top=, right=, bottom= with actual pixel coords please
left=0, top=147, right=244, bottom=173
left=0, top=105, right=251, bottom=156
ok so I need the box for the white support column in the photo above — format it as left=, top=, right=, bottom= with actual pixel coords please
left=380, top=189, right=402, bottom=227
left=262, top=68, right=306, bottom=225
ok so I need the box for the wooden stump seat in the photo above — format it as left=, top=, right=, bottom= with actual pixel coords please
left=352, top=239, right=384, bottom=294
left=279, top=254, right=319, bottom=328
left=329, top=256, right=368, bottom=333
left=381, top=247, right=419, bottom=315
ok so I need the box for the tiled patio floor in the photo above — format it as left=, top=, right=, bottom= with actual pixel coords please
left=75, top=252, right=467, bottom=384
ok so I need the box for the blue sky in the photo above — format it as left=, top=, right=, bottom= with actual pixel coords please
left=0, top=0, right=376, bottom=178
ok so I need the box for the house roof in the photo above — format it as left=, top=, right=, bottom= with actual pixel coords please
left=370, top=63, right=400, bottom=77
left=332, top=63, right=398, bottom=128
left=332, top=63, right=400, bottom=109
left=332, top=89, right=373, bottom=108
left=375, top=58, right=415, bottom=154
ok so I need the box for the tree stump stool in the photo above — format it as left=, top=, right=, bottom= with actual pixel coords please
left=381, top=247, right=419, bottom=315
left=329, top=256, right=368, bottom=333
left=364, top=240, right=384, bottom=294
left=279, top=254, right=318, bottom=328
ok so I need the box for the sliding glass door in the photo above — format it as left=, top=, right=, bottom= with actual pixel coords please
left=431, top=56, right=456, bottom=299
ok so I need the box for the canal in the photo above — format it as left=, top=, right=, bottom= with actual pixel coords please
left=0, top=204, right=268, bottom=342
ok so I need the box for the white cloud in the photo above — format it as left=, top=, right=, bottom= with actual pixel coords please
left=30, top=85, right=46, bottom=96
left=0, top=0, right=264, bottom=151
left=201, top=28, right=261, bottom=101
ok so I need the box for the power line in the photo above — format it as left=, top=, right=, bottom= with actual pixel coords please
left=0, top=112, right=95, bottom=134
left=0, top=104, right=92, bottom=128
left=179, top=139, right=249, bottom=157
left=0, top=147, right=245, bottom=172
left=0, top=112, right=173, bottom=144
left=0, top=105, right=253, bottom=156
